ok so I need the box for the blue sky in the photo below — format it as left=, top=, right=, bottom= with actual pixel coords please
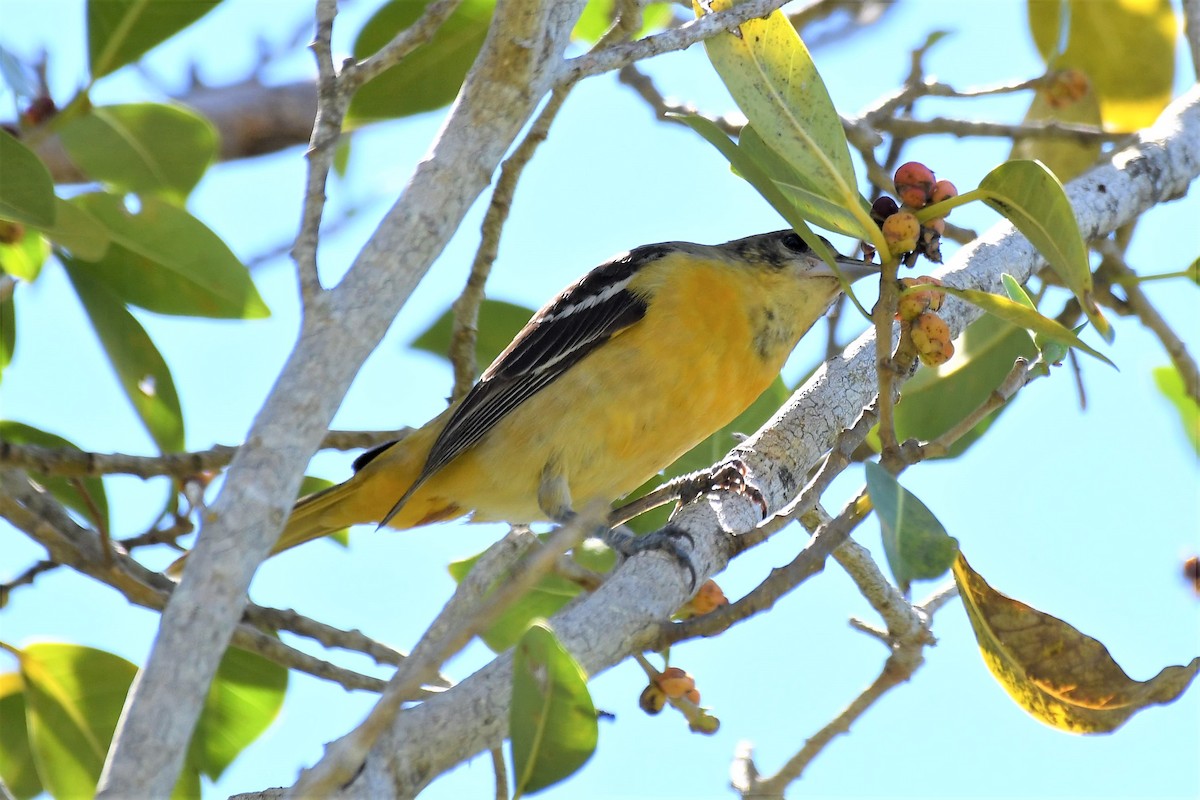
left=1, top=1, right=1198, bottom=798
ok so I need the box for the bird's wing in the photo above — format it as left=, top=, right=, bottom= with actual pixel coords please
left=380, top=246, right=669, bottom=524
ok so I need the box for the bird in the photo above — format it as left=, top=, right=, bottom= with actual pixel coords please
left=173, top=229, right=877, bottom=572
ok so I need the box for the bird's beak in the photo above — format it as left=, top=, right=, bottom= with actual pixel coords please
left=814, top=251, right=879, bottom=282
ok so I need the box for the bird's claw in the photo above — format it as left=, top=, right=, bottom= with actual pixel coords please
left=601, top=524, right=698, bottom=591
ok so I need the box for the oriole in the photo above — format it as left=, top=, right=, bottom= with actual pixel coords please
left=235, top=230, right=876, bottom=561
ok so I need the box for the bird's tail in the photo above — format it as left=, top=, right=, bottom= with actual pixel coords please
left=270, top=479, right=361, bottom=555
left=165, top=474, right=389, bottom=579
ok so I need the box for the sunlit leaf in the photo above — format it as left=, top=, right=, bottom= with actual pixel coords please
left=0, top=225, right=48, bottom=282
left=0, top=130, right=55, bottom=228
left=671, top=115, right=856, bottom=266
left=411, top=298, right=534, bottom=375
left=64, top=264, right=185, bottom=452
left=0, top=672, right=42, bottom=800
left=1153, top=364, right=1200, bottom=455
left=18, top=643, right=137, bottom=799
left=977, top=160, right=1109, bottom=341
left=864, top=462, right=958, bottom=594
left=573, top=0, right=675, bottom=42
left=70, top=193, right=269, bottom=319
left=739, top=125, right=869, bottom=238
left=954, top=552, right=1200, bottom=732
left=1026, top=0, right=1175, bottom=132
left=348, top=0, right=494, bottom=122
left=695, top=0, right=861, bottom=230
left=189, top=647, right=287, bottom=780
left=511, top=621, right=598, bottom=797
left=1010, top=70, right=1103, bottom=182
left=936, top=283, right=1113, bottom=367
left=88, top=0, right=223, bottom=78
left=0, top=290, right=13, bottom=383
left=0, top=421, right=109, bottom=530
left=58, top=103, right=218, bottom=201
left=14, top=643, right=201, bottom=798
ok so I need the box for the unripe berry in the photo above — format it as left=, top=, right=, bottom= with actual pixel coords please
left=1045, top=69, right=1090, bottom=109
left=930, top=180, right=957, bottom=210
left=639, top=684, right=666, bottom=715
left=893, top=161, right=936, bottom=208
left=882, top=211, right=920, bottom=254
left=896, top=276, right=945, bottom=321
left=656, top=667, right=696, bottom=700
left=910, top=312, right=955, bottom=366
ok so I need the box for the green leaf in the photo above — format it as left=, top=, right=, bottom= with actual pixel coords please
left=511, top=622, right=598, bottom=797
left=448, top=539, right=614, bottom=653
left=0, top=226, right=48, bottom=281
left=36, top=198, right=111, bottom=262
left=671, top=115, right=854, bottom=268
left=190, top=647, right=287, bottom=780
left=894, top=313, right=1037, bottom=459
left=739, top=125, right=869, bottom=238
left=936, top=283, right=1113, bottom=367
left=977, top=160, right=1109, bottom=340
left=69, top=193, right=269, bottom=319
left=15, top=643, right=199, bottom=799
left=1153, top=364, right=1199, bottom=455
left=0, top=673, right=43, bottom=800
left=0, top=130, right=55, bottom=227
left=64, top=264, right=185, bottom=452
left=300, top=476, right=350, bottom=547
left=0, top=422, right=110, bottom=530
left=864, top=461, right=958, bottom=595
left=58, top=103, right=218, bottom=201
left=411, top=298, right=534, bottom=374
left=695, top=0, right=868, bottom=240
left=573, top=0, right=675, bottom=42
left=18, top=643, right=137, bottom=799
left=88, top=0, right=223, bottom=79
left=348, top=0, right=495, bottom=122
left=0, top=289, right=13, bottom=383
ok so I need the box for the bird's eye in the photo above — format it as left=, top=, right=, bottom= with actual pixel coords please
left=781, top=233, right=807, bottom=252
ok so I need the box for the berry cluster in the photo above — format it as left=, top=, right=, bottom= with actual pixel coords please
left=639, top=666, right=700, bottom=714
left=872, top=161, right=957, bottom=266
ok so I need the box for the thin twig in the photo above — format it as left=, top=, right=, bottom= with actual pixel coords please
left=561, top=0, right=791, bottom=84
left=0, top=468, right=397, bottom=694
left=290, top=0, right=343, bottom=301
left=1097, top=240, right=1200, bottom=406
left=0, top=429, right=410, bottom=479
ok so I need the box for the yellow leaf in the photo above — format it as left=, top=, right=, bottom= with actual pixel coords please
left=1028, top=0, right=1176, bottom=132
left=953, top=552, right=1199, bottom=733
